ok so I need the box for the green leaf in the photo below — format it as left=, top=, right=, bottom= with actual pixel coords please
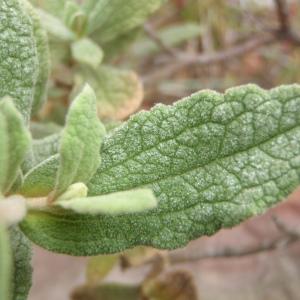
left=22, top=0, right=50, bottom=115
left=71, top=38, right=103, bottom=69
left=9, top=227, right=32, bottom=300
left=84, top=0, right=166, bottom=43
left=21, top=155, right=58, bottom=197
left=0, top=99, right=31, bottom=195
left=63, top=1, right=87, bottom=36
left=29, top=0, right=65, bottom=18
left=76, top=65, right=143, bottom=120
left=133, top=23, right=203, bottom=57
left=56, top=189, right=158, bottom=215
left=53, top=85, right=106, bottom=199
left=21, top=85, right=300, bottom=255
left=0, top=0, right=40, bottom=123
left=0, top=224, right=12, bottom=300
left=36, top=9, right=75, bottom=41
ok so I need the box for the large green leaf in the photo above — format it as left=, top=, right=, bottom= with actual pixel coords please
left=0, top=0, right=39, bottom=123
left=21, top=85, right=300, bottom=255
left=52, top=84, right=106, bottom=199
left=84, top=0, right=166, bottom=43
left=0, top=99, right=31, bottom=195
left=9, top=227, right=32, bottom=300
left=0, top=224, right=12, bottom=300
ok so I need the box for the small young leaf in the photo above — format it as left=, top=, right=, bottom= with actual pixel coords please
left=53, top=85, right=106, bottom=198
left=0, top=224, right=12, bottom=300
left=9, top=227, right=32, bottom=300
left=63, top=1, right=87, bottom=36
left=22, top=0, right=50, bottom=115
left=20, top=84, right=300, bottom=255
left=56, top=189, right=158, bottom=215
left=71, top=38, right=103, bottom=68
left=0, top=99, right=31, bottom=195
left=0, top=0, right=39, bottom=123
left=76, top=65, right=143, bottom=120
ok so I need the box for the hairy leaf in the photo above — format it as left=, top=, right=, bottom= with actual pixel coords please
left=36, top=9, right=75, bottom=41
left=9, top=227, right=32, bottom=300
left=71, top=38, right=103, bottom=68
left=84, top=0, right=166, bottom=43
left=0, top=224, right=12, bottom=300
left=22, top=0, right=50, bottom=115
left=21, top=85, right=300, bottom=255
left=0, top=100, right=31, bottom=195
left=53, top=85, right=106, bottom=198
left=56, top=189, right=157, bottom=215
left=76, top=65, right=144, bottom=120
left=0, top=0, right=39, bottom=123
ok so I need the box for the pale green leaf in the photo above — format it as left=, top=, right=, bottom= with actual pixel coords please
left=53, top=85, right=106, bottom=198
left=22, top=0, right=50, bottom=115
left=133, top=23, right=203, bottom=56
left=0, top=99, right=31, bottom=195
left=76, top=65, right=143, bottom=120
left=20, top=85, right=300, bottom=255
left=63, top=1, right=87, bottom=36
left=56, top=189, right=158, bottom=215
left=0, top=0, right=40, bottom=123
left=0, top=224, right=12, bottom=300
left=37, top=9, right=75, bottom=41
left=29, top=0, right=65, bottom=18
left=0, top=114, right=9, bottom=196
left=9, top=227, right=32, bottom=300
left=84, top=0, right=166, bottom=43
left=72, top=38, right=103, bottom=68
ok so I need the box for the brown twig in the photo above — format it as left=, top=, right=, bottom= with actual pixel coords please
left=143, top=34, right=275, bottom=85
left=164, top=216, right=300, bottom=264
left=144, top=24, right=178, bottom=57
left=143, top=0, right=300, bottom=86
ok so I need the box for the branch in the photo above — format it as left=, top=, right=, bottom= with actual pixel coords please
left=274, top=0, right=290, bottom=34
left=143, top=34, right=275, bottom=85
left=164, top=216, right=300, bottom=264
left=144, top=24, right=178, bottom=57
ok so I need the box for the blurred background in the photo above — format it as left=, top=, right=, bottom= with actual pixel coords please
left=28, top=0, right=300, bottom=299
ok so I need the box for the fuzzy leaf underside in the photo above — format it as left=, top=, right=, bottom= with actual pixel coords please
left=56, top=188, right=158, bottom=215
left=21, top=84, right=300, bottom=255
left=0, top=0, right=39, bottom=123
left=9, top=227, right=32, bottom=300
